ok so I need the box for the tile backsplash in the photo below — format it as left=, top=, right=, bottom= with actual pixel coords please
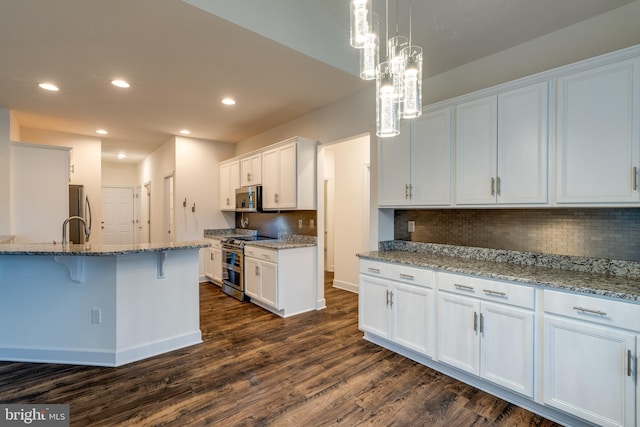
left=394, top=208, right=640, bottom=261
left=235, top=210, right=317, bottom=239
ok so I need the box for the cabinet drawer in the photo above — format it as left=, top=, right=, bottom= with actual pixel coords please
left=438, top=272, right=534, bottom=309
left=245, top=246, right=277, bottom=263
left=360, top=259, right=432, bottom=288
left=544, top=289, right=640, bottom=331
left=206, top=238, right=221, bottom=250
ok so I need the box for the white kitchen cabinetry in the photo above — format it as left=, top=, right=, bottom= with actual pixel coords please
left=204, top=239, right=222, bottom=285
left=262, top=137, right=317, bottom=210
left=556, top=58, right=640, bottom=204
left=219, top=159, right=240, bottom=211
left=455, top=81, right=548, bottom=205
left=244, top=244, right=316, bottom=317
left=543, top=289, right=638, bottom=427
left=359, top=259, right=433, bottom=357
left=378, top=108, right=452, bottom=206
left=437, top=272, right=535, bottom=397
left=240, top=153, right=262, bottom=187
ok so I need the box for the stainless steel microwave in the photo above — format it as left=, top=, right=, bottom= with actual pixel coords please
left=235, top=185, right=262, bottom=212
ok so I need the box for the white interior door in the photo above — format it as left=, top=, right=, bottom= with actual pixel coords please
left=163, top=175, right=175, bottom=243
left=102, top=187, right=134, bottom=245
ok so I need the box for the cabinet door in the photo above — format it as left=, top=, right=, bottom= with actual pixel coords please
left=391, top=282, right=433, bottom=357
left=244, top=257, right=260, bottom=299
left=557, top=59, right=640, bottom=204
left=204, top=248, right=214, bottom=280
left=544, top=315, right=635, bottom=427
left=412, top=108, right=452, bottom=206
left=259, top=260, right=278, bottom=308
left=480, top=302, right=534, bottom=397
left=359, top=275, right=391, bottom=339
left=240, top=154, right=262, bottom=187
left=262, top=148, right=279, bottom=209
left=277, top=143, right=297, bottom=208
left=497, top=82, right=549, bottom=204
left=437, top=293, right=480, bottom=374
left=378, top=121, right=411, bottom=206
left=219, top=163, right=231, bottom=210
left=212, top=247, right=222, bottom=283
left=455, top=96, right=498, bottom=205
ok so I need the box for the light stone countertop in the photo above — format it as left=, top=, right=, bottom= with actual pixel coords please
left=358, top=241, right=640, bottom=303
left=0, top=241, right=211, bottom=256
left=203, top=230, right=316, bottom=250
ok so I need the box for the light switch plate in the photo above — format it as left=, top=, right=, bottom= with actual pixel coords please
left=408, top=221, right=415, bottom=233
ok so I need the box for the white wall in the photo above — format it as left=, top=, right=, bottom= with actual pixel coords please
left=323, top=148, right=335, bottom=272
left=174, top=136, right=235, bottom=241
left=329, top=135, right=370, bottom=293
left=20, top=128, right=103, bottom=244
left=102, top=162, right=138, bottom=187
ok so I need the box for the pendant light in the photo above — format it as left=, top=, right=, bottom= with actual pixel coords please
left=376, top=61, right=400, bottom=137
left=359, top=13, right=379, bottom=80
left=350, top=0, right=370, bottom=48
left=401, top=1, right=422, bottom=118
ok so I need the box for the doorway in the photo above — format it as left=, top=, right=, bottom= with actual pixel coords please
left=163, top=174, right=175, bottom=243
left=143, top=182, right=151, bottom=244
left=102, top=187, right=134, bottom=245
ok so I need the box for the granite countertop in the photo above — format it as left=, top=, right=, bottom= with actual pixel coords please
left=358, top=241, right=640, bottom=303
left=203, top=229, right=317, bottom=250
left=0, top=241, right=211, bottom=256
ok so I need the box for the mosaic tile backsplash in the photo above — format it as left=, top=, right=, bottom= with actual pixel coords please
left=394, top=208, right=640, bottom=261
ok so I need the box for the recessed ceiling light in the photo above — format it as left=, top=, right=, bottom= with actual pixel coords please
left=96, top=129, right=108, bottom=135
left=179, top=129, right=191, bottom=135
left=221, top=97, right=236, bottom=106
left=117, top=153, right=127, bottom=160
left=38, top=82, right=59, bottom=91
left=111, top=79, right=130, bottom=88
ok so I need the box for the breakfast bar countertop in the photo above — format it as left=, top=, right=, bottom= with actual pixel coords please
left=0, top=240, right=211, bottom=256
left=358, top=241, right=640, bottom=303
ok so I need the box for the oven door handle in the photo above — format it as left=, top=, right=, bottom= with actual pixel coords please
left=222, top=263, right=242, bottom=272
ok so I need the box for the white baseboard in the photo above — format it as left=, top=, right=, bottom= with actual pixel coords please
left=332, top=279, right=358, bottom=293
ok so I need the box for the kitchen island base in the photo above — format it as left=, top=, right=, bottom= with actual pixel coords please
left=0, top=245, right=205, bottom=367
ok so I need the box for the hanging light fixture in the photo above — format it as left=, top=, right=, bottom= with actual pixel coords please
left=350, top=0, right=371, bottom=48
left=350, top=0, right=424, bottom=137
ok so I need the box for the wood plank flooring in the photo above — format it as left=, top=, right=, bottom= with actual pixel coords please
left=0, top=275, right=561, bottom=426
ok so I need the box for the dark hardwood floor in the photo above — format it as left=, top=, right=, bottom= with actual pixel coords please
left=0, top=274, right=561, bottom=426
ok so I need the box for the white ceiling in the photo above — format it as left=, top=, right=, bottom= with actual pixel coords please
left=0, top=0, right=634, bottom=163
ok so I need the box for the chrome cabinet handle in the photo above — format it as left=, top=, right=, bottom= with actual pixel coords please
left=408, top=184, right=413, bottom=199
left=628, top=350, right=632, bottom=377
left=473, top=312, right=478, bottom=332
left=405, top=184, right=409, bottom=200
left=496, top=176, right=501, bottom=196
left=480, top=313, right=484, bottom=334
left=483, top=289, right=506, bottom=297
left=491, top=177, right=495, bottom=196
left=255, top=265, right=259, bottom=275
left=573, top=306, right=607, bottom=316
left=389, top=290, right=393, bottom=308
left=399, top=273, right=414, bottom=280
left=367, top=267, right=381, bottom=274
left=386, top=290, right=390, bottom=306
left=454, top=284, right=474, bottom=292
left=247, top=172, right=252, bottom=182
left=210, top=253, right=213, bottom=261
left=226, top=197, right=230, bottom=206
left=633, top=167, right=638, bottom=191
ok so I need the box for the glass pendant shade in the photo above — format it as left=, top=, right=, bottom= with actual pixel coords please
left=359, top=14, right=379, bottom=80
left=401, top=45, right=423, bottom=118
left=350, top=0, right=370, bottom=48
left=387, top=35, right=407, bottom=100
left=376, top=62, right=400, bottom=138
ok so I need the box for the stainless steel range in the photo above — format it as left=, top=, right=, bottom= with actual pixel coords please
left=221, top=235, right=272, bottom=301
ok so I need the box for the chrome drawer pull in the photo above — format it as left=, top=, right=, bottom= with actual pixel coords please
left=483, top=289, right=506, bottom=297
left=399, top=273, right=415, bottom=280
left=454, top=284, right=474, bottom=291
left=573, top=306, right=607, bottom=316
left=367, top=267, right=381, bottom=273
left=628, top=350, right=632, bottom=377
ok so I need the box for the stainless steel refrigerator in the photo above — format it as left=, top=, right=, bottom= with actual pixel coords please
left=68, top=184, right=92, bottom=244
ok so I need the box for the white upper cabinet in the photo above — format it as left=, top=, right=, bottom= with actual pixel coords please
left=378, top=108, right=452, bottom=207
left=556, top=58, right=640, bottom=204
left=219, top=159, right=239, bottom=211
left=456, top=81, right=548, bottom=205
left=240, top=153, right=262, bottom=187
left=262, top=137, right=316, bottom=211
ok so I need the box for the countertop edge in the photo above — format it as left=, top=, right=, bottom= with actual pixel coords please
left=0, top=241, right=211, bottom=256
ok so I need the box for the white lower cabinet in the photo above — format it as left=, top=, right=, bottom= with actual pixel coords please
left=436, top=287, right=534, bottom=397
left=359, top=260, right=433, bottom=357
left=204, top=239, right=222, bottom=285
left=244, top=245, right=316, bottom=317
left=543, top=289, right=639, bottom=427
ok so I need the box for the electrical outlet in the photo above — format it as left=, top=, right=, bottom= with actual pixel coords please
left=408, top=221, right=415, bottom=233
left=310, top=219, right=314, bottom=228
left=91, top=308, right=101, bottom=324
left=298, top=219, right=303, bottom=228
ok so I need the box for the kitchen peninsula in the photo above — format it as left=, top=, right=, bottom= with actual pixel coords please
left=0, top=241, right=210, bottom=367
